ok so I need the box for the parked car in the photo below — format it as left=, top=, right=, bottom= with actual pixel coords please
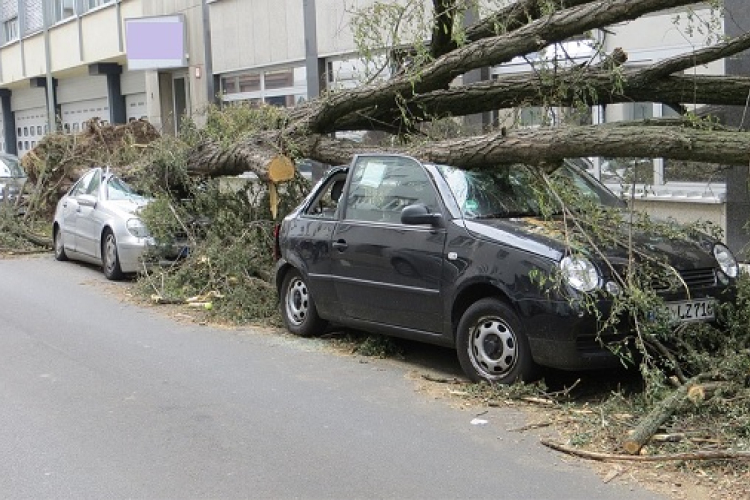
left=53, top=167, right=186, bottom=280
left=0, top=153, right=27, bottom=203
left=274, top=154, right=738, bottom=384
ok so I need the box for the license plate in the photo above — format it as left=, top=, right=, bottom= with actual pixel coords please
left=666, top=299, right=715, bottom=323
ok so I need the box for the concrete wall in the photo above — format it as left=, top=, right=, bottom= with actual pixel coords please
left=210, top=0, right=305, bottom=73
left=632, top=199, right=726, bottom=231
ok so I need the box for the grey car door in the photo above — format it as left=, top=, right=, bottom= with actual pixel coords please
left=331, top=155, right=447, bottom=334
left=61, top=170, right=97, bottom=254
left=74, top=169, right=103, bottom=257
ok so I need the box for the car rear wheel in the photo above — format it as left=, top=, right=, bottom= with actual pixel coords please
left=102, top=229, right=124, bottom=281
left=457, top=298, right=538, bottom=384
left=53, top=226, right=68, bottom=261
left=280, top=269, right=327, bottom=337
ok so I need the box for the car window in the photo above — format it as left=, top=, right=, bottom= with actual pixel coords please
left=70, top=170, right=98, bottom=197
left=345, top=156, right=438, bottom=223
left=305, top=174, right=347, bottom=219
left=86, top=170, right=102, bottom=196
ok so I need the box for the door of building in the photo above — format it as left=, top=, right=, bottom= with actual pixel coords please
left=172, top=74, right=189, bottom=134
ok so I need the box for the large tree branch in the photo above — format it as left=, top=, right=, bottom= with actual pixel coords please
left=300, top=125, right=750, bottom=168
left=634, top=30, right=750, bottom=82
left=293, top=0, right=702, bottom=134
left=331, top=33, right=750, bottom=131
left=464, top=0, right=596, bottom=41
left=332, top=73, right=750, bottom=131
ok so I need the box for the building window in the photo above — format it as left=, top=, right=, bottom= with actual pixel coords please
left=221, top=66, right=307, bottom=109
left=238, top=73, right=260, bottom=93
left=54, top=0, right=76, bottom=22
left=2, top=16, right=18, bottom=43
left=84, top=0, right=113, bottom=11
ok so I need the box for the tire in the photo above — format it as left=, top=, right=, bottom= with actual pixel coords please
left=456, top=298, right=538, bottom=384
left=280, top=269, right=327, bottom=337
left=102, top=229, right=124, bottom=281
left=53, top=226, right=68, bottom=261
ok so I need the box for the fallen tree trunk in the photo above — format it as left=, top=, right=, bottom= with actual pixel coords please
left=185, top=124, right=750, bottom=178
left=621, top=376, right=722, bottom=455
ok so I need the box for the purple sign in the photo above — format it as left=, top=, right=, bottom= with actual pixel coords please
left=125, top=15, right=186, bottom=70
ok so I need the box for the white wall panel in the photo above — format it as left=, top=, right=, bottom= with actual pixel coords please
left=211, top=0, right=304, bottom=73
left=11, top=87, right=45, bottom=112
left=121, top=70, right=146, bottom=95
left=57, top=75, right=108, bottom=104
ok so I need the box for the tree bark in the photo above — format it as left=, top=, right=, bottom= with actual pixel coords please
left=301, top=125, right=750, bottom=169
left=621, top=376, right=719, bottom=455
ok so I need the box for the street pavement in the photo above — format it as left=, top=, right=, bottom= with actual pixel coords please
left=0, top=255, right=664, bottom=499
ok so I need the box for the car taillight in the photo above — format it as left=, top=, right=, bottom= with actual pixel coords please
left=273, top=223, right=281, bottom=260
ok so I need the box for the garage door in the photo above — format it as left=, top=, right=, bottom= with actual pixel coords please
left=126, top=93, right=147, bottom=122
left=15, top=108, right=47, bottom=157
left=61, top=98, right=110, bottom=134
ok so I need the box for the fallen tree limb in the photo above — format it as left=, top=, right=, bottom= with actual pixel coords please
left=621, top=375, right=725, bottom=455
left=542, top=439, right=750, bottom=462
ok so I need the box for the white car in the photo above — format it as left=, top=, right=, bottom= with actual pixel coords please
left=53, top=167, right=184, bottom=280
left=0, top=153, right=26, bottom=202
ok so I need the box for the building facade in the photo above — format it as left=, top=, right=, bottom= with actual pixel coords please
left=0, top=0, right=747, bottom=253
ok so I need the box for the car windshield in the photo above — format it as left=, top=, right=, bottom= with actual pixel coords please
left=106, top=175, right=144, bottom=201
left=436, top=161, right=624, bottom=219
left=0, top=156, right=24, bottom=178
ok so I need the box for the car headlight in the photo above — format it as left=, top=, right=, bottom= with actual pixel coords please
left=560, top=255, right=601, bottom=293
left=713, top=244, right=738, bottom=278
left=126, top=218, right=150, bottom=238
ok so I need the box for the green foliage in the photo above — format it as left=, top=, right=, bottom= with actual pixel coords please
left=133, top=105, right=309, bottom=325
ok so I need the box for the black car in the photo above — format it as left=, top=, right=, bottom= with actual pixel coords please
left=274, top=154, right=738, bottom=384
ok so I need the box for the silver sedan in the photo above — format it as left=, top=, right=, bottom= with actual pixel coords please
left=53, top=167, right=171, bottom=280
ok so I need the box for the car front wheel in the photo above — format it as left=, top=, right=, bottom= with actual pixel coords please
left=102, top=230, right=124, bottom=281
left=280, top=269, right=327, bottom=337
left=53, top=226, right=68, bottom=261
left=456, top=298, right=538, bottom=384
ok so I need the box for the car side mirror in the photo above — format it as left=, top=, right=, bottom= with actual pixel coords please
left=78, top=194, right=98, bottom=208
left=401, top=204, right=442, bottom=227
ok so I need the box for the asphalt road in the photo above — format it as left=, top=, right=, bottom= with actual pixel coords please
left=0, top=255, right=664, bottom=500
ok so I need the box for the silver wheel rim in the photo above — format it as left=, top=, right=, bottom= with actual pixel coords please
left=104, top=234, right=117, bottom=274
left=469, top=316, right=518, bottom=377
left=285, top=277, right=309, bottom=326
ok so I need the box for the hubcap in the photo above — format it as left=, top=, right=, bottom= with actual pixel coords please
left=285, top=277, right=309, bottom=326
left=470, top=317, right=517, bottom=377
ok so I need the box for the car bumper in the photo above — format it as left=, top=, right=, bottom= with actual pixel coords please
left=516, top=285, right=737, bottom=372
left=116, top=237, right=189, bottom=274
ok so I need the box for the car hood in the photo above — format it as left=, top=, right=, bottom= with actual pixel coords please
left=103, top=197, right=150, bottom=218
left=463, top=216, right=719, bottom=270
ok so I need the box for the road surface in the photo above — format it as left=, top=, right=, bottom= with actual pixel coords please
left=0, top=255, right=663, bottom=499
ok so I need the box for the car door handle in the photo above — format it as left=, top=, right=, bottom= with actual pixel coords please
left=332, top=240, right=348, bottom=251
